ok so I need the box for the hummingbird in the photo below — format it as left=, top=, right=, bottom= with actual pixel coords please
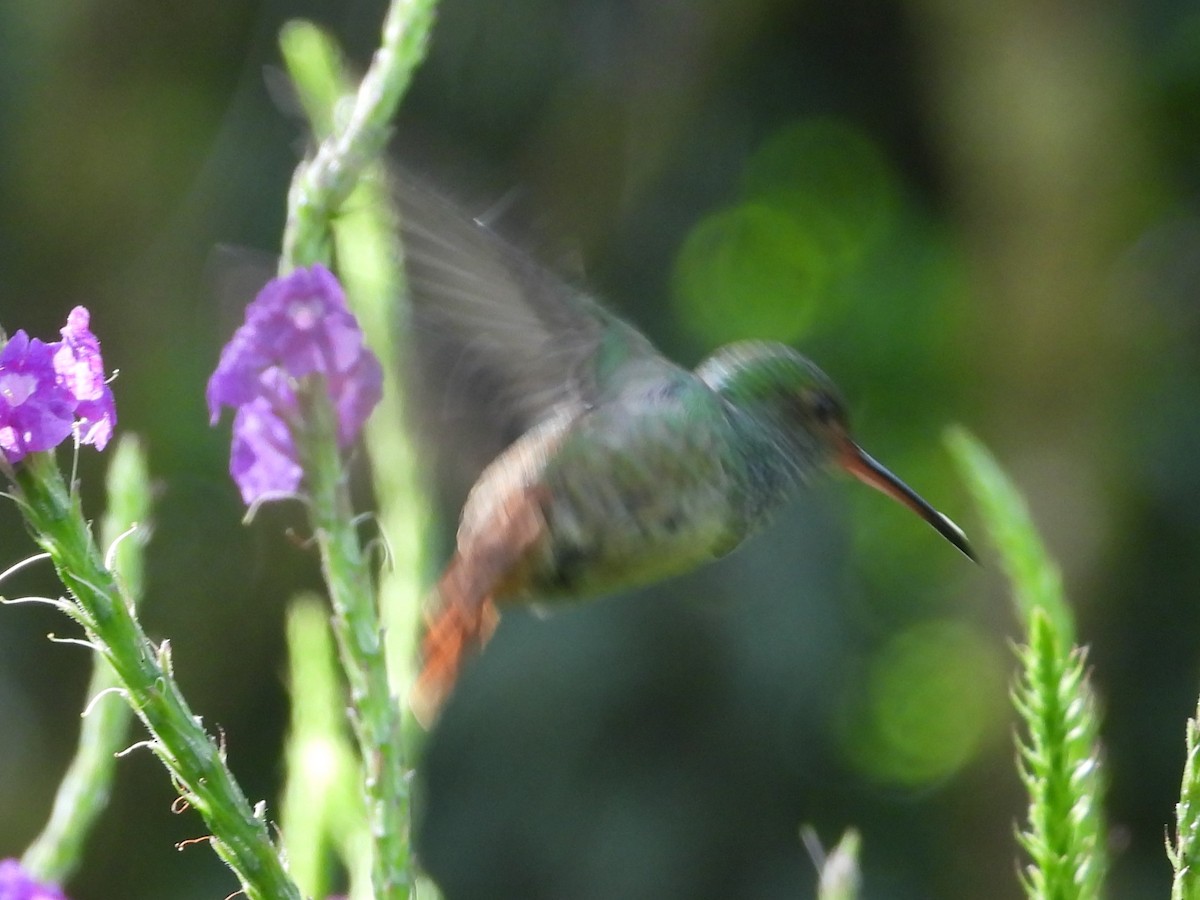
left=398, top=177, right=974, bottom=725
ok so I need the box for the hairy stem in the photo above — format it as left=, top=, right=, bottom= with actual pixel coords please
left=12, top=450, right=300, bottom=900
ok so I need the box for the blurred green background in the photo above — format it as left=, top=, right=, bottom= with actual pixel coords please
left=0, top=0, right=1196, bottom=897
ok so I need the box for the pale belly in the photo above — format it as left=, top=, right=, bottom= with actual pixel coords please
left=521, top=404, right=744, bottom=602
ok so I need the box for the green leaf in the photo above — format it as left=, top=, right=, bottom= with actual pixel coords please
left=945, top=426, right=1073, bottom=644
left=948, top=428, right=1106, bottom=899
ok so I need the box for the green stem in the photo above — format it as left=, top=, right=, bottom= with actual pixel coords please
left=815, top=829, right=861, bottom=900
left=11, top=451, right=300, bottom=900
left=275, top=3, right=441, bottom=894
left=282, top=12, right=431, bottom=725
left=296, top=387, right=411, bottom=898
left=280, top=0, right=437, bottom=270
left=281, top=595, right=366, bottom=899
left=22, top=437, right=150, bottom=884
left=1171, top=701, right=1200, bottom=900
left=947, top=428, right=1106, bottom=899
left=944, top=426, right=1073, bottom=642
left=1012, top=611, right=1105, bottom=899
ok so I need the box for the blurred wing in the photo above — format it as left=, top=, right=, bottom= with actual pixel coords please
left=396, top=173, right=657, bottom=443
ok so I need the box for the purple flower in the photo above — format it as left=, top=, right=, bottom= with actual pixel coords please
left=325, top=350, right=384, bottom=447
left=53, top=307, right=116, bottom=451
left=0, top=859, right=69, bottom=900
left=228, top=372, right=303, bottom=504
left=0, top=307, right=116, bottom=465
left=0, top=332, right=79, bottom=464
left=207, top=265, right=383, bottom=504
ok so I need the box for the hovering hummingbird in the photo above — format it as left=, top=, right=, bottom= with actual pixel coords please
left=399, top=178, right=974, bottom=725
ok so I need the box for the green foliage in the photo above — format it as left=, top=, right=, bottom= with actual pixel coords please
left=279, top=0, right=437, bottom=269
left=21, top=436, right=150, bottom=885
left=281, top=597, right=368, bottom=900
left=11, top=450, right=303, bottom=900
left=6, top=2, right=439, bottom=897
left=948, top=427, right=1106, bottom=899
left=1012, top=612, right=1106, bottom=899
left=816, top=828, right=862, bottom=900
left=99, top=435, right=152, bottom=602
left=280, top=8, right=439, bottom=896
left=1170, top=701, right=1200, bottom=899
left=282, top=20, right=433, bottom=702
left=945, top=427, right=1074, bottom=643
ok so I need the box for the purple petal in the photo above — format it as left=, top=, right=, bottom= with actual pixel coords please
left=207, top=265, right=367, bottom=423
left=244, top=265, right=362, bottom=379
left=53, top=307, right=106, bottom=400
left=207, top=323, right=272, bottom=422
left=210, top=265, right=384, bottom=504
left=0, top=859, right=70, bottom=900
left=230, top=392, right=303, bottom=504
left=329, top=350, right=384, bottom=448
left=74, top=392, right=117, bottom=451
left=52, top=307, right=116, bottom=449
left=0, top=332, right=77, bottom=463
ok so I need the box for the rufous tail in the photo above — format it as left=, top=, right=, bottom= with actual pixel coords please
left=410, top=573, right=499, bottom=727
left=410, top=482, right=548, bottom=726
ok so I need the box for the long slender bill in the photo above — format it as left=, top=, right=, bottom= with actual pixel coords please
left=839, top=441, right=977, bottom=562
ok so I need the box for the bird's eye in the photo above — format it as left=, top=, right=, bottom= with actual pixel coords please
left=810, top=391, right=840, bottom=425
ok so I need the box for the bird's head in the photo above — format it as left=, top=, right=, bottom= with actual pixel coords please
left=697, top=341, right=974, bottom=561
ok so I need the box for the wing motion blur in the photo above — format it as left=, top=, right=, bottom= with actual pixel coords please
left=396, top=172, right=655, bottom=488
